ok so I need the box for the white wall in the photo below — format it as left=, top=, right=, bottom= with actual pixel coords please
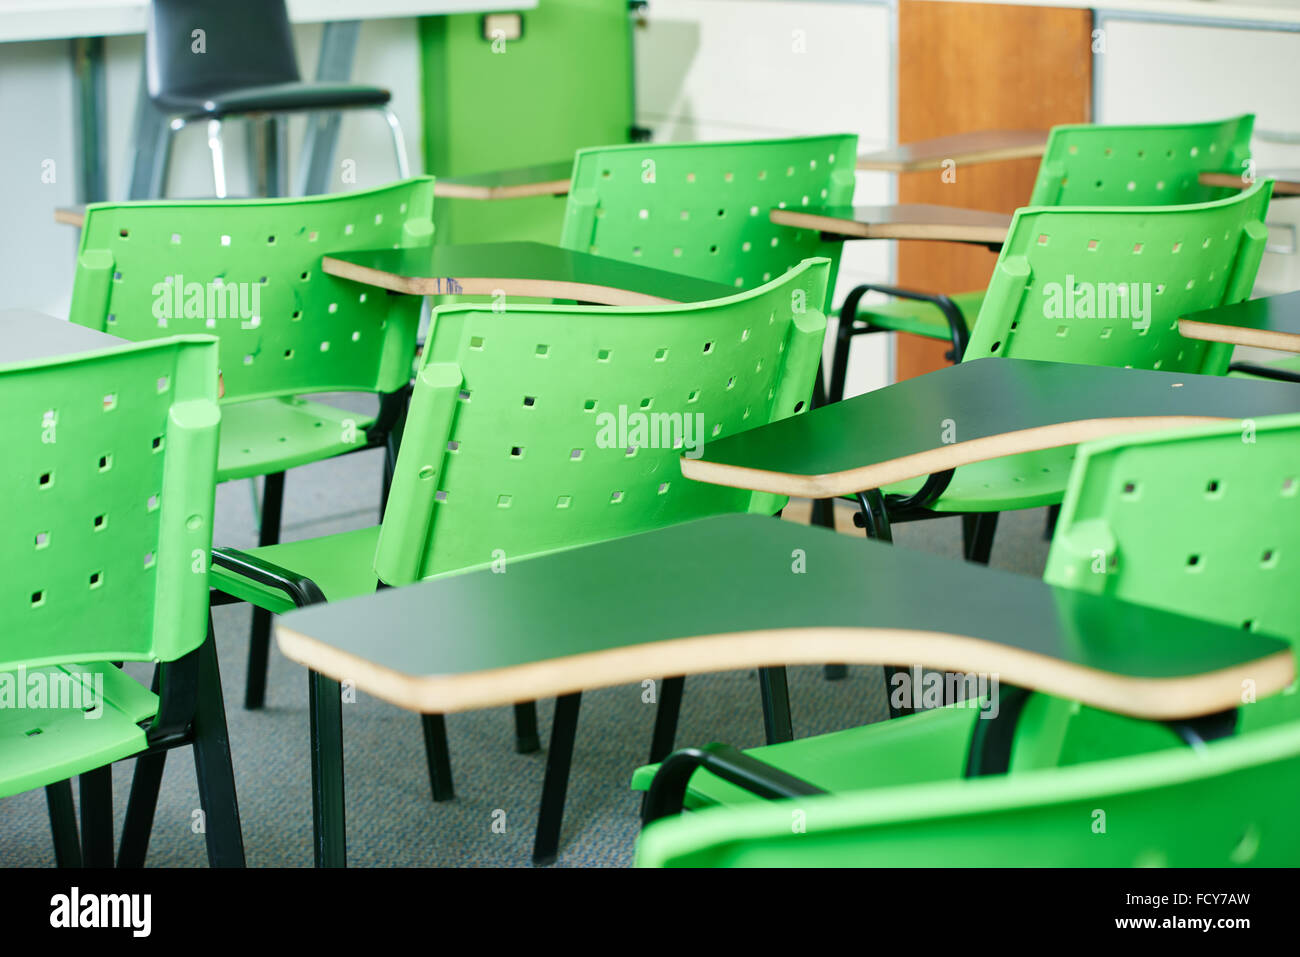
left=0, top=18, right=423, bottom=318
left=636, top=0, right=897, bottom=397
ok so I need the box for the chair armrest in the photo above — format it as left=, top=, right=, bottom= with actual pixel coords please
left=1228, top=361, right=1300, bottom=384
left=642, top=742, right=827, bottom=825
left=211, top=546, right=327, bottom=608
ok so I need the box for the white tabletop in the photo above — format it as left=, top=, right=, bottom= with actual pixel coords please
left=0, top=0, right=537, bottom=43
left=913, top=0, right=1300, bottom=28
left=0, top=311, right=125, bottom=365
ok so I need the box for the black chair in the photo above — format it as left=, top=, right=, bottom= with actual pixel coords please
left=145, top=0, right=409, bottom=197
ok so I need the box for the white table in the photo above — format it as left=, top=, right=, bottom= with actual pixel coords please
left=0, top=0, right=537, bottom=203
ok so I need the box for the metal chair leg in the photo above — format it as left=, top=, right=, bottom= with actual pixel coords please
left=45, top=780, right=83, bottom=868
left=533, top=692, right=581, bottom=866
left=758, top=667, right=794, bottom=744
left=207, top=118, right=227, bottom=198
left=117, top=751, right=167, bottom=867
left=648, top=677, right=685, bottom=764
left=79, top=765, right=114, bottom=867
left=381, top=106, right=410, bottom=179
left=192, top=616, right=246, bottom=867
left=963, top=512, right=1000, bottom=565
left=421, top=714, right=455, bottom=801
left=246, top=471, right=286, bottom=710
left=309, top=670, right=346, bottom=867
left=513, top=702, right=540, bottom=754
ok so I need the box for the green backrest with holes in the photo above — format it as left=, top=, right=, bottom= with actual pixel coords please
left=1, top=336, right=220, bottom=670
left=1030, top=115, right=1254, bottom=207
left=964, top=181, right=1272, bottom=375
left=635, top=717, right=1300, bottom=866
left=68, top=178, right=435, bottom=403
left=373, top=259, right=830, bottom=584
left=559, top=136, right=857, bottom=294
left=1025, top=414, right=1300, bottom=765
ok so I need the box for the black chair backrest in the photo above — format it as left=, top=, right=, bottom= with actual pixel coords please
left=146, top=0, right=301, bottom=99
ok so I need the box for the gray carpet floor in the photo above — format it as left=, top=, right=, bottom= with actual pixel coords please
left=0, top=394, right=1052, bottom=867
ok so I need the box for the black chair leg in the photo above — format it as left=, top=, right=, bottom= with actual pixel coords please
left=758, top=667, right=794, bottom=744
left=309, top=670, right=346, bottom=867
left=117, top=751, right=167, bottom=867
left=420, top=714, right=455, bottom=801
left=45, top=780, right=82, bottom=867
left=79, top=765, right=114, bottom=867
left=963, top=512, right=999, bottom=565
left=513, top=702, right=540, bottom=754
left=1044, top=503, right=1061, bottom=541
left=533, top=692, right=581, bottom=866
left=245, top=470, right=286, bottom=710
left=192, top=616, right=246, bottom=866
left=648, top=677, right=685, bottom=764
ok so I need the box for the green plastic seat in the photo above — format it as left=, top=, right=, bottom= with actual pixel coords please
left=210, top=258, right=832, bottom=854
left=845, top=115, right=1256, bottom=348
left=885, top=180, right=1273, bottom=514
left=0, top=335, right=243, bottom=865
left=633, top=413, right=1300, bottom=822
left=635, top=717, right=1300, bottom=867
left=213, top=257, right=830, bottom=590
left=68, top=178, right=435, bottom=708
left=68, top=178, right=434, bottom=482
left=560, top=135, right=857, bottom=294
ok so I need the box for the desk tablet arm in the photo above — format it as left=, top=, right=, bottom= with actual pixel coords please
left=211, top=546, right=328, bottom=608
left=827, top=284, right=971, bottom=405
left=642, top=743, right=826, bottom=825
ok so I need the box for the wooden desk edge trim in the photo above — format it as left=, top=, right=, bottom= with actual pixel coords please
left=771, top=210, right=1006, bottom=244
left=680, top=415, right=1229, bottom=499
left=856, top=142, right=1047, bottom=173
left=435, top=179, right=571, bottom=201
left=320, top=256, right=682, bottom=305
left=1178, top=317, right=1300, bottom=354
left=55, top=208, right=85, bottom=228
left=275, top=623, right=1293, bottom=720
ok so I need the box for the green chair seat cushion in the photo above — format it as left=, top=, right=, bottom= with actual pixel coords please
left=210, top=525, right=382, bottom=614
left=216, top=396, right=376, bottom=482
left=631, top=703, right=978, bottom=809
left=0, top=663, right=158, bottom=797
left=883, top=445, right=1076, bottom=513
left=854, top=289, right=984, bottom=342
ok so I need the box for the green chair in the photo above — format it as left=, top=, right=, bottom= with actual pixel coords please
left=635, top=718, right=1300, bottom=866
left=828, top=115, right=1255, bottom=380
left=845, top=180, right=1274, bottom=569
left=0, top=335, right=243, bottom=866
left=68, top=177, right=435, bottom=709
left=560, top=134, right=857, bottom=307
left=633, top=413, right=1300, bottom=834
left=208, top=257, right=831, bottom=862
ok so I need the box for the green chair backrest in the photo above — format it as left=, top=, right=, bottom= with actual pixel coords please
left=635, top=717, right=1300, bottom=866
left=964, top=180, right=1272, bottom=376
left=1045, top=413, right=1300, bottom=645
left=559, top=135, right=857, bottom=293
left=0, top=336, right=220, bottom=671
left=374, top=259, right=831, bottom=584
left=69, top=178, right=435, bottom=404
left=1030, top=115, right=1255, bottom=207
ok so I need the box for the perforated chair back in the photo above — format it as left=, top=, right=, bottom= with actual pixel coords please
left=1046, top=414, right=1300, bottom=646
left=374, top=259, right=830, bottom=585
left=635, top=718, right=1300, bottom=867
left=69, top=178, right=434, bottom=403
left=1030, top=115, right=1255, bottom=207
left=0, top=336, right=220, bottom=671
left=560, top=136, right=857, bottom=293
left=147, top=0, right=300, bottom=100
left=964, top=180, right=1272, bottom=376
